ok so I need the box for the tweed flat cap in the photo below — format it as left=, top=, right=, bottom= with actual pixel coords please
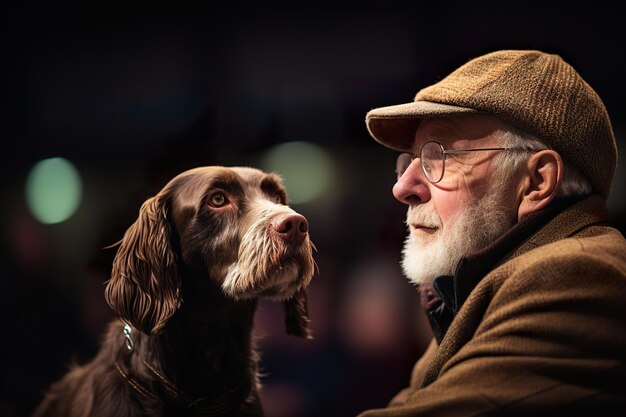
left=366, top=50, right=618, bottom=197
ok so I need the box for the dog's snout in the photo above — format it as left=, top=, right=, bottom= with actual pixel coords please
left=272, top=213, right=309, bottom=243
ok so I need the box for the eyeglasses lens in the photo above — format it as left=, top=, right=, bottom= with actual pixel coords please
left=396, top=153, right=413, bottom=179
left=420, top=142, right=444, bottom=183
left=395, top=142, right=446, bottom=183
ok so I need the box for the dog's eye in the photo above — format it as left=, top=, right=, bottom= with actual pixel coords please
left=209, top=192, right=228, bottom=207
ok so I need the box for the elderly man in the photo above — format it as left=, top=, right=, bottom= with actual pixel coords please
left=359, top=50, right=626, bottom=416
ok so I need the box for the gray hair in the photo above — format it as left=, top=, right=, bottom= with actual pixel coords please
left=493, top=126, right=592, bottom=198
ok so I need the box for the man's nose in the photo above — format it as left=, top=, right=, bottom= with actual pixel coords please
left=392, top=161, right=431, bottom=205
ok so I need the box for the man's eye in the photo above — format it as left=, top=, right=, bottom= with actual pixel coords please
left=209, top=192, right=227, bottom=207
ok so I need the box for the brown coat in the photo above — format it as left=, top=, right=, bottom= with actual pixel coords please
left=359, top=195, right=626, bottom=416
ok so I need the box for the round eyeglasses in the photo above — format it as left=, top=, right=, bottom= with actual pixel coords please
left=396, top=141, right=510, bottom=184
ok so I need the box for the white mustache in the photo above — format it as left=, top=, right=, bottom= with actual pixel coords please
left=405, top=205, right=442, bottom=229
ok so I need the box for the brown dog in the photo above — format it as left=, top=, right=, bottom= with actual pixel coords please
left=32, top=166, right=316, bottom=417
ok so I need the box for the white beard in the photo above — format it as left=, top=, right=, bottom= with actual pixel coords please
left=401, top=181, right=514, bottom=286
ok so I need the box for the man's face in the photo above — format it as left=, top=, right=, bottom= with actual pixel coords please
left=393, top=114, right=518, bottom=285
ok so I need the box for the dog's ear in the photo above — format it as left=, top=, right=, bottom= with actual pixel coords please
left=105, top=194, right=181, bottom=335
left=284, top=289, right=313, bottom=339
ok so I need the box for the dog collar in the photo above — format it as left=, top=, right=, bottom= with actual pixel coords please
left=123, top=323, right=134, bottom=351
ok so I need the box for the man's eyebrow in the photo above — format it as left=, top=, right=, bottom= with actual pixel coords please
left=420, top=132, right=451, bottom=147
left=426, top=132, right=448, bottom=141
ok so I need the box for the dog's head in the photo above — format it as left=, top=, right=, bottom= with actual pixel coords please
left=104, top=166, right=316, bottom=338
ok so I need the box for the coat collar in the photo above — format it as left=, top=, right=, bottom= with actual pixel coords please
left=419, top=194, right=610, bottom=343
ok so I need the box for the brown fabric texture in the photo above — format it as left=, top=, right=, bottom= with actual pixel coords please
left=365, top=50, right=618, bottom=197
left=357, top=196, right=626, bottom=416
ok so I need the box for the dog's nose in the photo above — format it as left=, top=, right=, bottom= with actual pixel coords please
left=272, top=213, right=309, bottom=243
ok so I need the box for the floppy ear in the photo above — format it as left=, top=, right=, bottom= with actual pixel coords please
left=284, top=289, right=313, bottom=339
left=105, top=194, right=181, bottom=335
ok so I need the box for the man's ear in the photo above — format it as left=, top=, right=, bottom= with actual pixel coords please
left=517, top=150, right=563, bottom=221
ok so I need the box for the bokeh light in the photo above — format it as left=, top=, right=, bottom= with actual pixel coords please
left=261, top=141, right=335, bottom=205
left=25, top=157, right=83, bottom=224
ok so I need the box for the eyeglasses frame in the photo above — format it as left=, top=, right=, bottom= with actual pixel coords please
left=397, top=141, right=513, bottom=184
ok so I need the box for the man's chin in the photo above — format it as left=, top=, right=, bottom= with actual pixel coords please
left=401, top=240, right=449, bottom=286
left=400, top=174, right=515, bottom=288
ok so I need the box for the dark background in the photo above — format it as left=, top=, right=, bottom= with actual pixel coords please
left=2, top=2, right=625, bottom=417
